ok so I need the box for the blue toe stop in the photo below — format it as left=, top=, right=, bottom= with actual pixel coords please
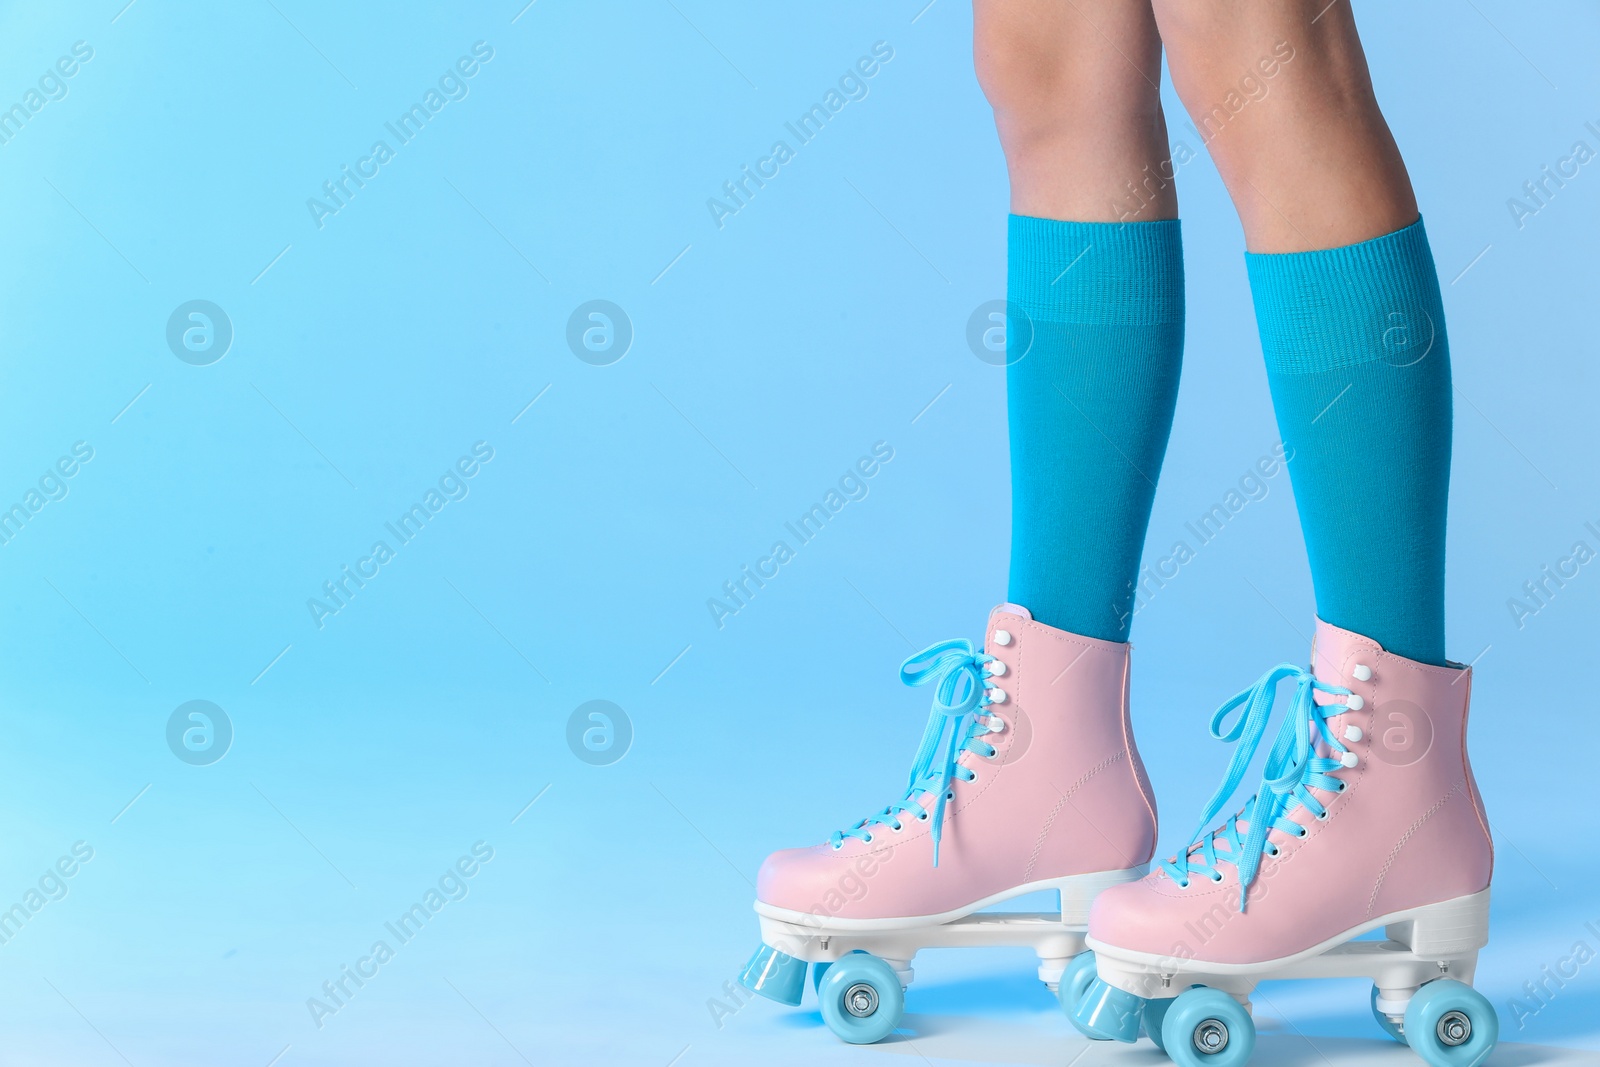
left=739, top=943, right=807, bottom=1006
left=1072, top=977, right=1146, bottom=1043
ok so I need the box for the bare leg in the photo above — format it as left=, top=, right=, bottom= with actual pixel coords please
left=1154, top=1, right=1415, bottom=251
left=975, top=0, right=1177, bottom=222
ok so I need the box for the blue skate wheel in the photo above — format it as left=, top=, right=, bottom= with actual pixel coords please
left=1404, top=979, right=1497, bottom=1067
left=811, top=961, right=831, bottom=994
left=1370, top=984, right=1407, bottom=1045
left=739, top=943, right=807, bottom=1007
left=1058, top=952, right=1112, bottom=1040
left=1144, top=996, right=1173, bottom=1053
left=1161, top=987, right=1254, bottom=1067
left=816, top=952, right=904, bottom=1044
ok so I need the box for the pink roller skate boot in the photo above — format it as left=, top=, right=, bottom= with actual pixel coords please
left=1071, top=619, right=1497, bottom=1067
left=738, top=604, right=1158, bottom=1043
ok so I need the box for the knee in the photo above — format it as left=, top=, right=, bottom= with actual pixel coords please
left=973, top=18, right=1055, bottom=121
left=1155, top=4, right=1372, bottom=135
left=974, top=25, right=1160, bottom=154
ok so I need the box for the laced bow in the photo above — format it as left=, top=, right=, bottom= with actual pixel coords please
left=830, top=638, right=1003, bottom=865
left=1161, top=662, right=1357, bottom=910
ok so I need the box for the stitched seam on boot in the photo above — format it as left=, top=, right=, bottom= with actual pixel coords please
left=1365, top=780, right=1465, bottom=917
left=1117, top=653, right=1158, bottom=864
left=1020, top=751, right=1123, bottom=883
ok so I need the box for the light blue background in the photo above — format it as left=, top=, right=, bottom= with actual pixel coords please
left=0, top=0, right=1595, bottom=1063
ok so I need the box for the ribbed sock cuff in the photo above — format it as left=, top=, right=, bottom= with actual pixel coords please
left=1246, top=217, right=1444, bottom=375
left=1008, top=216, right=1184, bottom=326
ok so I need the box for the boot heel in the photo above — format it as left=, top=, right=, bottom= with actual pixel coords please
left=1056, top=866, right=1147, bottom=926
left=1386, top=889, right=1490, bottom=958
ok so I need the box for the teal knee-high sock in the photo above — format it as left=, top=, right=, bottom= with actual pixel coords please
left=1007, top=216, right=1184, bottom=642
left=1247, top=218, right=1451, bottom=665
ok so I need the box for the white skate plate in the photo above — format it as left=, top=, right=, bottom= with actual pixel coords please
left=1088, top=888, right=1491, bottom=1012
left=756, top=866, right=1144, bottom=988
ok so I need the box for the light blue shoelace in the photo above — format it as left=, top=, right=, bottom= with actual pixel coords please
left=1160, top=662, right=1357, bottom=910
left=830, top=638, right=1004, bottom=866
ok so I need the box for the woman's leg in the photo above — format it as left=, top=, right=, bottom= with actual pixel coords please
left=1153, top=1, right=1415, bottom=252
left=1157, top=2, right=1450, bottom=665
left=738, top=7, right=1189, bottom=1006
left=1066, top=12, right=1489, bottom=1040
left=977, top=0, right=1176, bottom=222
left=978, top=0, right=1186, bottom=642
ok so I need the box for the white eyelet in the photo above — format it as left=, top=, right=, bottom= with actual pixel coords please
left=967, top=773, right=979, bottom=784
left=986, top=687, right=1007, bottom=704
left=1315, top=809, right=1328, bottom=821
left=987, top=660, right=1007, bottom=677
left=1345, top=694, right=1365, bottom=711
left=863, top=833, right=873, bottom=843
left=1344, top=725, right=1364, bottom=743
left=1352, top=664, right=1373, bottom=682
left=890, top=821, right=905, bottom=833
left=993, top=630, right=1012, bottom=646
left=1340, top=752, right=1359, bottom=769
left=918, top=812, right=929, bottom=820
left=988, top=716, right=1006, bottom=734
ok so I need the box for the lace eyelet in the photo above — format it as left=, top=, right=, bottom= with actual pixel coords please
left=945, top=791, right=954, bottom=801
left=1296, top=827, right=1308, bottom=838
left=1210, top=872, right=1223, bottom=883
left=1315, top=811, right=1328, bottom=821
left=832, top=842, right=842, bottom=851
left=918, top=812, right=929, bottom=821
left=1267, top=845, right=1280, bottom=857
left=890, top=822, right=904, bottom=833
left=1336, top=781, right=1347, bottom=793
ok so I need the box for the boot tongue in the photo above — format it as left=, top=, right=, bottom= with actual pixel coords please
left=902, top=607, right=1026, bottom=816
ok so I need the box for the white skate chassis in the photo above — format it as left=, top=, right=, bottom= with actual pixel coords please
left=1067, top=889, right=1498, bottom=1066
left=1087, top=888, right=1490, bottom=1012
left=755, top=866, right=1146, bottom=989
